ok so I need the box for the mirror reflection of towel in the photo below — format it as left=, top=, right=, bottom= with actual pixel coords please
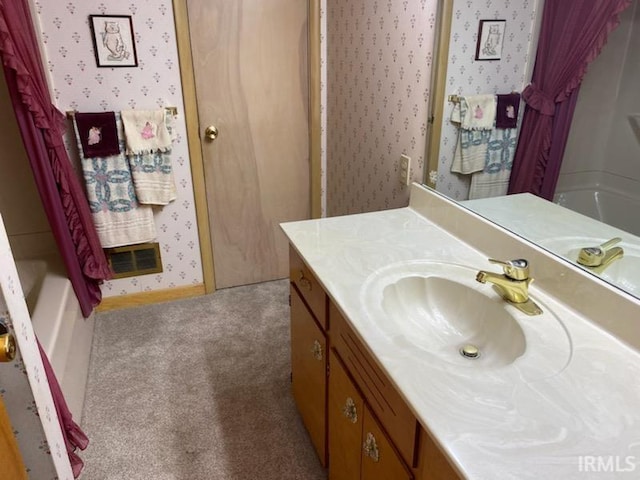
left=496, top=93, right=521, bottom=129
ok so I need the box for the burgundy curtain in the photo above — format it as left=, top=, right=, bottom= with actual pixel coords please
left=508, top=0, right=632, bottom=200
left=0, top=0, right=111, bottom=317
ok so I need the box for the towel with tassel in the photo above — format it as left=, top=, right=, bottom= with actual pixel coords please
left=496, top=93, right=521, bottom=129
left=73, top=114, right=156, bottom=248
left=450, top=98, right=492, bottom=174
left=121, top=109, right=177, bottom=205
left=74, top=112, right=120, bottom=158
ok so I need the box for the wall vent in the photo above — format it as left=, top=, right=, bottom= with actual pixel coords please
left=104, top=243, right=162, bottom=279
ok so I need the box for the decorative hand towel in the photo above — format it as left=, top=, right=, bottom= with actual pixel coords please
left=450, top=98, right=492, bottom=174
left=120, top=109, right=172, bottom=155
left=496, top=93, right=521, bottom=129
left=73, top=115, right=156, bottom=248
left=468, top=128, right=517, bottom=199
left=122, top=109, right=177, bottom=205
left=74, top=112, right=120, bottom=158
left=460, top=94, right=496, bottom=130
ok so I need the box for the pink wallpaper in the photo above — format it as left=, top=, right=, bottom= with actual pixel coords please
left=326, top=0, right=438, bottom=216
left=32, top=1, right=203, bottom=297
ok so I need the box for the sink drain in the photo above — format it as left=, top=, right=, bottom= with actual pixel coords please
left=460, top=344, right=480, bottom=359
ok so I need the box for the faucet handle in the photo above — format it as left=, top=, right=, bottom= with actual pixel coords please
left=488, top=258, right=530, bottom=280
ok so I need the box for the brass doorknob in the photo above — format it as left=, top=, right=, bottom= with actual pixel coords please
left=204, top=125, right=219, bottom=141
left=0, top=333, right=17, bottom=362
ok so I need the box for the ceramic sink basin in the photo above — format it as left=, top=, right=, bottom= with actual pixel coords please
left=539, top=236, right=640, bottom=296
left=382, top=275, right=526, bottom=367
left=361, top=261, right=572, bottom=379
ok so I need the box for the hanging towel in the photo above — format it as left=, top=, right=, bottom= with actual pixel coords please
left=120, top=109, right=172, bottom=155
left=460, top=94, right=496, bottom=130
left=127, top=150, right=177, bottom=205
left=496, top=93, right=521, bottom=129
left=121, top=109, right=177, bottom=205
left=468, top=128, right=518, bottom=199
left=74, top=112, right=120, bottom=158
left=450, top=98, right=492, bottom=174
left=73, top=114, right=156, bottom=248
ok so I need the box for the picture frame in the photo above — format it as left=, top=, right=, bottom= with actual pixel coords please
left=475, top=20, right=506, bottom=61
left=89, top=15, right=138, bottom=68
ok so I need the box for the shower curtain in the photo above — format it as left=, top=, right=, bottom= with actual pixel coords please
left=0, top=0, right=111, bottom=317
left=508, top=0, right=633, bottom=200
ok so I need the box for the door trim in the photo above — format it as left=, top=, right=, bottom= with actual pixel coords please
left=172, top=0, right=215, bottom=293
left=309, top=0, right=322, bottom=219
left=425, top=0, right=454, bottom=189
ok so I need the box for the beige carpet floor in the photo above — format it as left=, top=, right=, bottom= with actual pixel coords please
left=80, top=279, right=327, bottom=480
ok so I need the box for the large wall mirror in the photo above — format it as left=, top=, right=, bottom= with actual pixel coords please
left=425, top=0, right=640, bottom=299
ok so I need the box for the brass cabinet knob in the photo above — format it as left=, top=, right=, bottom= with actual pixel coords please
left=311, top=340, right=323, bottom=361
left=363, top=432, right=380, bottom=462
left=342, top=397, right=358, bottom=424
left=0, top=333, right=17, bottom=362
left=204, top=125, right=219, bottom=141
left=298, top=271, right=312, bottom=291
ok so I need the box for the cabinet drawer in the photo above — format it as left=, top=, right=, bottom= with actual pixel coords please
left=330, top=301, right=418, bottom=468
left=290, top=246, right=328, bottom=330
left=291, top=286, right=327, bottom=466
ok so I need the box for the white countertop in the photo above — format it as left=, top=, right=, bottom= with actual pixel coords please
left=281, top=188, right=640, bottom=479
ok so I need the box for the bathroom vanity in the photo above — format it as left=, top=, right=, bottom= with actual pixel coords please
left=282, top=184, right=640, bottom=479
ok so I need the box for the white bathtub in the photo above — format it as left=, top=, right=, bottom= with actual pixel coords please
left=16, top=258, right=94, bottom=421
left=554, top=188, right=640, bottom=237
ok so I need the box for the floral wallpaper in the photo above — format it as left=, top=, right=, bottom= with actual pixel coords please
left=32, top=1, right=203, bottom=297
left=435, top=0, right=539, bottom=201
left=325, top=0, right=438, bottom=216
left=0, top=217, right=71, bottom=479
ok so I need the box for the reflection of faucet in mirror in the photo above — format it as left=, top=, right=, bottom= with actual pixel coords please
left=425, top=1, right=640, bottom=302
left=475, top=258, right=542, bottom=316
left=577, top=237, right=624, bottom=274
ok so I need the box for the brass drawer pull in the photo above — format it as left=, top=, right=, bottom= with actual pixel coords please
left=363, top=432, right=380, bottom=462
left=298, top=270, right=312, bottom=291
left=342, top=397, right=358, bottom=423
left=311, top=339, right=323, bottom=361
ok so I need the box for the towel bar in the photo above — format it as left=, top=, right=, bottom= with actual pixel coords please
left=66, top=106, right=178, bottom=118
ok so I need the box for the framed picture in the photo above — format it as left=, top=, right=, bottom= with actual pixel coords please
left=475, top=20, right=506, bottom=61
left=89, top=15, right=138, bottom=68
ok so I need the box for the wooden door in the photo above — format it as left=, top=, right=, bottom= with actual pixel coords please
left=361, top=405, right=413, bottom=480
left=291, top=286, right=327, bottom=466
left=0, top=394, right=28, bottom=480
left=328, top=351, right=364, bottom=480
left=187, top=0, right=310, bottom=288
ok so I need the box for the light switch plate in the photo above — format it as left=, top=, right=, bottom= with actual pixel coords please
left=400, top=154, right=411, bottom=186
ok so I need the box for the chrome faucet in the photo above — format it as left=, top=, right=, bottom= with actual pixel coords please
left=577, top=237, right=624, bottom=274
left=476, top=258, right=542, bottom=316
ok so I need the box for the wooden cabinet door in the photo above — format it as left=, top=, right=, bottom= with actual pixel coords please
left=291, top=286, right=327, bottom=466
left=328, top=351, right=364, bottom=480
left=0, top=395, right=27, bottom=480
left=361, top=405, right=413, bottom=480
